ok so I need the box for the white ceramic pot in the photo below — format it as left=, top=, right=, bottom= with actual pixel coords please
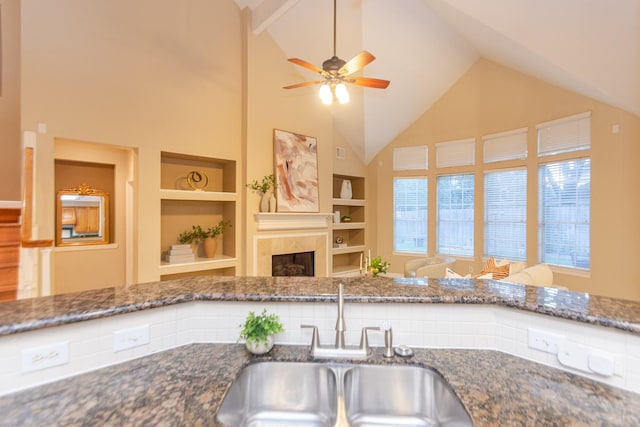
left=259, top=193, right=270, bottom=212
left=340, top=180, right=352, bottom=199
left=245, top=335, right=275, bottom=355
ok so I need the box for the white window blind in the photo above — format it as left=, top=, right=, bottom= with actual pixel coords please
left=436, top=138, right=475, bottom=168
left=537, top=112, right=591, bottom=156
left=393, top=146, right=428, bottom=171
left=484, top=169, right=527, bottom=260
left=538, top=159, right=590, bottom=269
left=437, top=174, right=474, bottom=256
left=483, top=128, right=528, bottom=163
left=393, top=178, right=427, bottom=253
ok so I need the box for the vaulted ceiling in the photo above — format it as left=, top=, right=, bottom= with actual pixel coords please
left=235, top=0, right=640, bottom=163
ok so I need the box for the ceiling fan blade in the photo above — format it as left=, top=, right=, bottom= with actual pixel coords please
left=347, top=77, right=390, bottom=89
left=283, top=80, right=325, bottom=90
left=288, top=58, right=330, bottom=77
left=338, top=51, right=376, bottom=76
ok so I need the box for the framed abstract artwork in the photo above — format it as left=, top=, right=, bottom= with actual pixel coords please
left=273, top=129, right=319, bottom=212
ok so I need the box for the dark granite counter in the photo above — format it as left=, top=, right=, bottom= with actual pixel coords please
left=1, top=276, right=639, bottom=337
left=1, top=343, right=638, bottom=426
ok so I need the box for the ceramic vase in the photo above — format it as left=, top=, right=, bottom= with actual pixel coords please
left=259, top=193, right=270, bottom=212
left=203, top=237, right=217, bottom=258
left=340, top=180, right=352, bottom=199
left=245, top=335, right=275, bottom=355
left=269, top=193, right=277, bottom=212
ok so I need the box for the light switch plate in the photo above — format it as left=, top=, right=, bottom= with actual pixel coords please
left=21, top=341, right=69, bottom=373
left=113, top=325, right=149, bottom=352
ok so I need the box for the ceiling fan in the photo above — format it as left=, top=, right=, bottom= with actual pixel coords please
left=283, top=0, right=390, bottom=104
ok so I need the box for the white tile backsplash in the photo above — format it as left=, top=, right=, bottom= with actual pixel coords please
left=0, top=300, right=638, bottom=396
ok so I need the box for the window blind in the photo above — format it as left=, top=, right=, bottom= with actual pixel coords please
left=393, top=178, right=427, bottom=253
left=483, top=128, right=528, bottom=163
left=393, top=146, right=428, bottom=171
left=484, top=169, right=527, bottom=260
left=538, top=159, right=591, bottom=269
left=537, top=112, right=591, bottom=156
left=436, top=174, right=474, bottom=256
left=435, top=138, right=475, bottom=168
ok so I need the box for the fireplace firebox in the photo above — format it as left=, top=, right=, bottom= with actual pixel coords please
left=272, top=251, right=315, bottom=277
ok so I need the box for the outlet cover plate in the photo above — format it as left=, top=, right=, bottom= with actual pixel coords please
left=528, top=328, right=564, bottom=354
left=113, top=325, right=149, bottom=352
left=21, top=341, right=69, bottom=373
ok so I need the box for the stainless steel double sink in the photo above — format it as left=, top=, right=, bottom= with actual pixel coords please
left=217, top=362, right=473, bottom=427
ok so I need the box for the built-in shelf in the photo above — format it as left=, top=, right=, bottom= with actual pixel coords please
left=332, top=198, right=365, bottom=206
left=160, top=189, right=237, bottom=202
left=333, top=222, right=365, bottom=230
left=159, top=255, right=237, bottom=275
left=159, top=151, right=238, bottom=279
left=332, top=245, right=366, bottom=255
left=331, top=174, right=366, bottom=277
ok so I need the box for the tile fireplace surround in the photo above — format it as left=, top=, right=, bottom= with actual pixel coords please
left=252, top=213, right=332, bottom=276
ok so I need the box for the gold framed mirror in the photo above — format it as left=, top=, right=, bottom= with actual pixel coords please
left=56, top=184, right=110, bottom=246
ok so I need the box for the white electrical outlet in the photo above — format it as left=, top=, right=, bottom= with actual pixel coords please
left=21, top=341, right=69, bottom=373
left=528, top=328, right=564, bottom=354
left=113, top=325, right=149, bottom=352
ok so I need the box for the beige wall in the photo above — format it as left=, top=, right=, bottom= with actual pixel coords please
left=21, top=0, right=243, bottom=285
left=243, top=14, right=336, bottom=275
left=371, top=59, right=640, bottom=301
left=0, top=0, right=21, bottom=201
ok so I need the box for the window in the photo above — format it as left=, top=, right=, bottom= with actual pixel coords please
left=538, top=159, right=590, bottom=269
left=436, top=138, right=475, bottom=168
left=484, top=169, right=527, bottom=260
left=437, top=174, right=474, bottom=256
left=393, top=178, right=427, bottom=253
left=393, top=146, right=428, bottom=171
left=537, top=112, right=590, bottom=156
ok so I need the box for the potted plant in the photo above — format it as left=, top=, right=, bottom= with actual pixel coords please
left=368, top=256, right=390, bottom=277
left=239, top=309, right=284, bottom=355
left=179, top=225, right=208, bottom=255
left=203, top=220, right=231, bottom=258
left=247, top=174, right=277, bottom=212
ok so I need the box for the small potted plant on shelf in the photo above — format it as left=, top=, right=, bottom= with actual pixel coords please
left=239, top=309, right=284, bottom=355
left=179, top=225, right=208, bottom=255
left=247, top=174, right=277, bottom=212
left=203, top=220, right=231, bottom=258
left=368, top=256, right=390, bottom=277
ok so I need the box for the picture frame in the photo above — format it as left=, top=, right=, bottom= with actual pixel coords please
left=273, top=129, right=319, bottom=212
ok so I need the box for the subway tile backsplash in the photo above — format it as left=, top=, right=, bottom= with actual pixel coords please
left=0, top=301, right=638, bottom=396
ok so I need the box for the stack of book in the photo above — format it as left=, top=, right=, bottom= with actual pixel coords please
left=164, top=244, right=195, bottom=264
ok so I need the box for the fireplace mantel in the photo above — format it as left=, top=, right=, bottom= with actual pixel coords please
left=254, top=213, right=332, bottom=231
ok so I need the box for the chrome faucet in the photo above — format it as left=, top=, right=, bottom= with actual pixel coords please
left=335, top=283, right=346, bottom=349
left=301, top=283, right=379, bottom=359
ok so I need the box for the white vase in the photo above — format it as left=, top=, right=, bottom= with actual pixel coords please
left=245, top=335, right=275, bottom=355
left=259, top=193, right=270, bottom=212
left=340, top=180, right=352, bottom=199
left=269, top=193, right=277, bottom=212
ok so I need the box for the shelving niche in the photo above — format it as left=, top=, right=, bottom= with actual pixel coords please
left=159, top=152, right=238, bottom=279
left=332, top=174, right=366, bottom=277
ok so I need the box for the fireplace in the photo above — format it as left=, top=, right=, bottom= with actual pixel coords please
left=272, top=251, right=315, bottom=277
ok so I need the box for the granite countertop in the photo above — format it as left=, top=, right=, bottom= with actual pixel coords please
left=1, top=276, right=639, bottom=337
left=0, top=343, right=638, bottom=426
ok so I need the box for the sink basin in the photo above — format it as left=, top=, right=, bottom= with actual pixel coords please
left=216, top=362, right=337, bottom=427
left=343, top=365, right=473, bottom=427
left=217, top=362, right=472, bottom=427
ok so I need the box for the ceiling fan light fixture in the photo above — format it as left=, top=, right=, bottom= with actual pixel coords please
left=319, top=83, right=333, bottom=104
left=335, top=83, right=349, bottom=104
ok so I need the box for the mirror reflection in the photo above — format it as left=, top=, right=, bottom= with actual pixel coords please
left=56, top=184, right=110, bottom=246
